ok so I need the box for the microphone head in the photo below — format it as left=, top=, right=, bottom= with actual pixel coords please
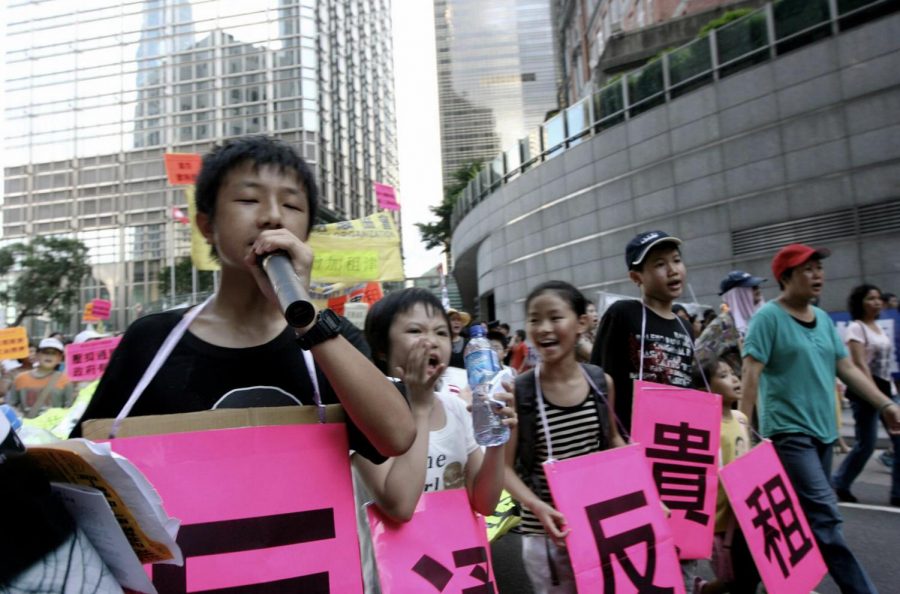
left=285, top=300, right=316, bottom=328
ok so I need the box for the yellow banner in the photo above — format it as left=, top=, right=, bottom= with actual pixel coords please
left=186, top=186, right=221, bottom=271
left=185, top=196, right=402, bottom=282
left=308, top=213, right=403, bottom=282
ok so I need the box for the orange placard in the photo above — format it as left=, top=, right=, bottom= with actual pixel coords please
left=164, top=153, right=202, bottom=185
left=82, top=302, right=99, bottom=323
left=0, top=326, right=30, bottom=359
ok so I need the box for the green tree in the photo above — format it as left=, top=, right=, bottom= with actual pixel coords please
left=158, top=257, right=215, bottom=296
left=0, top=236, right=92, bottom=326
left=415, top=161, right=482, bottom=255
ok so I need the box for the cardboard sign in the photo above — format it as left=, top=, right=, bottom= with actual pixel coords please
left=65, top=336, right=122, bottom=382
left=374, top=182, right=399, bottom=211
left=0, top=326, right=29, bottom=359
left=90, top=299, right=112, bottom=320
left=107, top=423, right=362, bottom=593
left=632, top=380, right=721, bottom=559
left=164, top=153, right=202, bottom=186
left=720, top=441, right=827, bottom=594
left=367, top=489, right=495, bottom=593
left=544, top=445, right=684, bottom=594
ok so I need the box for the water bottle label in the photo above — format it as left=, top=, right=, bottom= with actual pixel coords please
left=465, top=349, right=500, bottom=386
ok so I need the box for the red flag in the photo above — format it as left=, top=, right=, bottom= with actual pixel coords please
left=172, top=206, right=190, bottom=224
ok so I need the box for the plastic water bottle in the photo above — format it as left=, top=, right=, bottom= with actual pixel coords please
left=464, top=326, right=510, bottom=446
left=1, top=405, right=26, bottom=457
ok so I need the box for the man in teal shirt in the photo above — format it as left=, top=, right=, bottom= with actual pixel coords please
left=741, top=244, right=900, bottom=594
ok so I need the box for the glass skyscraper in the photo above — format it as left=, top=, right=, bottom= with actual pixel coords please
left=2, top=0, right=398, bottom=330
left=433, top=0, right=559, bottom=187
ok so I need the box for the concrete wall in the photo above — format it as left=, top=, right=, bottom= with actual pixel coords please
left=451, top=12, right=900, bottom=328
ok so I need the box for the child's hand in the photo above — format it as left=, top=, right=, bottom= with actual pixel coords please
left=394, top=338, right=445, bottom=409
left=244, top=229, right=314, bottom=312
left=530, top=500, right=569, bottom=546
left=492, top=386, right=517, bottom=431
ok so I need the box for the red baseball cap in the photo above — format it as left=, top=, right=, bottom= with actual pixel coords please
left=771, top=243, right=831, bottom=281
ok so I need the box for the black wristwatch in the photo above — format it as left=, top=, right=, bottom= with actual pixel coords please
left=296, top=309, right=342, bottom=350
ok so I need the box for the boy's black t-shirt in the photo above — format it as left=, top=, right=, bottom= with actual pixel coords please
left=590, top=299, right=694, bottom=432
left=71, top=309, right=386, bottom=463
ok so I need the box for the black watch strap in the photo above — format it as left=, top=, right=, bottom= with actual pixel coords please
left=297, top=309, right=342, bottom=350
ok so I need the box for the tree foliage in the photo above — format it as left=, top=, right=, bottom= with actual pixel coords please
left=0, top=236, right=92, bottom=326
left=159, top=257, right=215, bottom=296
left=415, top=161, right=482, bottom=255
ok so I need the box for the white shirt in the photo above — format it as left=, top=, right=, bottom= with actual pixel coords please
left=846, top=320, right=894, bottom=381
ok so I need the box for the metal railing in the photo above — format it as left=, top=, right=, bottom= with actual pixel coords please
left=450, top=0, right=896, bottom=229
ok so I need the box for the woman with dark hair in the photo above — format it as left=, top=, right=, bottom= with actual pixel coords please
left=832, top=284, right=899, bottom=506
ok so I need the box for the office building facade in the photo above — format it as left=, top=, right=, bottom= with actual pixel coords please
left=433, top=0, right=559, bottom=187
left=2, top=0, right=398, bottom=331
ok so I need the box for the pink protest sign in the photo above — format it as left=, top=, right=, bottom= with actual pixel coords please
left=108, top=424, right=362, bottom=593
left=374, top=182, right=399, bottom=211
left=90, top=298, right=112, bottom=320
left=720, top=441, right=826, bottom=594
left=367, top=489, right=495, bottom=593
left=632, top=380, right=721, bottom=559
left=544, top=444, right=684, bottom=594
left=65, top=336, right=122, bottom=382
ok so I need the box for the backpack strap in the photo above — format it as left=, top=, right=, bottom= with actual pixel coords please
left=513, top=370, right=539, bottom=491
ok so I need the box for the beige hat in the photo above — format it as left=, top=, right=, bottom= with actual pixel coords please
left=447, top=308, right=472, bottom=326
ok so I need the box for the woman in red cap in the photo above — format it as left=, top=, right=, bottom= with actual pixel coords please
left=740, top=243, right=900, bottom=593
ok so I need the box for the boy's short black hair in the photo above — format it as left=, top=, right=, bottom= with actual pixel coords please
left=195, top=135, right=319, bottom=236
left=364, top=288, right=451, bottom=375
left=487, top=330, right=508, bottom=347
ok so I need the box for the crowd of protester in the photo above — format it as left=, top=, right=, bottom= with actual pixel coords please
left=3, top=135, right=899, bottom=593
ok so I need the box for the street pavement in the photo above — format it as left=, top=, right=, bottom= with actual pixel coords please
left=815, top=406, right=898, bottom=594
left=491, top=407, right=899, bottom=593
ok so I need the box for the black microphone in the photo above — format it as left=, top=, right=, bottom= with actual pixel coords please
left=258, top=250, right=316, bottom=328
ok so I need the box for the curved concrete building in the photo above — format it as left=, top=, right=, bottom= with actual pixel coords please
left=451, top=7, right=900, bottom=327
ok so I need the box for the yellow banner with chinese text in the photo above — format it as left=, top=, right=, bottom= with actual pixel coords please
left=307, top=213, right=403, bottom=282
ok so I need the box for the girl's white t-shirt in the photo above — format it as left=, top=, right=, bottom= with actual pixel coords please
left=353, top=390, right=478, bottom=593
left=424, top=390, right=479, bottom=491
left=845, top=320, right=894, bottom=381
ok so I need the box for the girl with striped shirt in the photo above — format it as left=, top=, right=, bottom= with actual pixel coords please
left=505, top=281, right=625, bottom=593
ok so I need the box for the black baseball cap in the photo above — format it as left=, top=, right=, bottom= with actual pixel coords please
left=719, top=270, right=766, bottom=295
left=625, top=230, right=682, bottom=270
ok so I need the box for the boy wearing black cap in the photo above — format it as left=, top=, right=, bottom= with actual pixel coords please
left=741, top=243, right=900, bottom=593
left=590, top=230, right=694, bottom=434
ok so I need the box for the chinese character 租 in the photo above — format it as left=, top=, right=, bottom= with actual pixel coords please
left=745, top=474, right=814, bottom=578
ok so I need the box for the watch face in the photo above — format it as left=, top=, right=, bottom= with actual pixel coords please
left=319, top=309, right=342, bottom=333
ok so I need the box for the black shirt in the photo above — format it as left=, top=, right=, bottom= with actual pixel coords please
left=72, top=309, right=386, bottom=463
left=590, top=299, right=694, bottom=433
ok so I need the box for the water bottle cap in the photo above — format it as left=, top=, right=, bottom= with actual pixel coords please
left=0, top=405, right=21, bottom=431
left=469, top=325, right=485, bottom=338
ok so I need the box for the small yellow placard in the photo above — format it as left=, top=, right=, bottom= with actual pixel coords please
left=0, top=326, right=29, bottom=359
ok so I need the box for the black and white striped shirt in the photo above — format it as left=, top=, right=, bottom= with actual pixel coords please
left=520, top=389, right=602, bottom=534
